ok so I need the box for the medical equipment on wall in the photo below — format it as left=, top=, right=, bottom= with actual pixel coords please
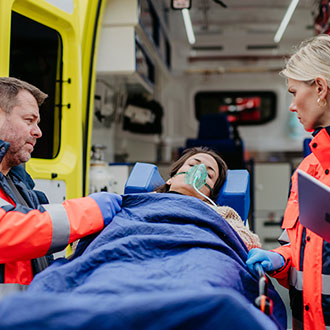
left=89, top=145, right=115, bottom=193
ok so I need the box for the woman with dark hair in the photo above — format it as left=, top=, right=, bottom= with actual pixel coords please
left=155, top=147, right=227, bottom=202
left=156, top=147, right=260, bottom=250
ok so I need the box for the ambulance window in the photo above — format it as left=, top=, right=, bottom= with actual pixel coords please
left=195, top=91, right=276, bottom=125
left=10, top=11, right=62, bottom=159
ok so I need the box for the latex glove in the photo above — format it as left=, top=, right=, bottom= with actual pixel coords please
left=246, top=248, right=285, bottom=276
left=89, top=192, right=122, bottom=226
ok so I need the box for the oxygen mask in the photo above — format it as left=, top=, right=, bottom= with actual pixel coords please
left=175, top=164, right=217, bottom=207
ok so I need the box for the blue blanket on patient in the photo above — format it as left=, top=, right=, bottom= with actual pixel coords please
left=0, top=193, right=286, bottom=329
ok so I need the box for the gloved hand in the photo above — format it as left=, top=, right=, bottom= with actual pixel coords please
left=246, top=248, right=285, bottom=276
left=89, top=192, right=122, bottom=226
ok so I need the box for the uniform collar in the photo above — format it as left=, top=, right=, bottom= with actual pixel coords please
left=310, top=128, right=330, bottom=170
left=312, top=126, right=330, bottom=137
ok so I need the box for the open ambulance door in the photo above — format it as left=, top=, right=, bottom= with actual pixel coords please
left=0, top=0, right=104, bottom=201
left=79, top=0, right=107, bottom=197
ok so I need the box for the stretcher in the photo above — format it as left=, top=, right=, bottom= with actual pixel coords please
left=0, top=164, right=286, bottom=330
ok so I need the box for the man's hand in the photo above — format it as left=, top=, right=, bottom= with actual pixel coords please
left=246, top=248, right=285, bottom=276
left=89, top=192, right=122, bottom=226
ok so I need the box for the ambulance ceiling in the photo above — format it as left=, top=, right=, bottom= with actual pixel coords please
left=167, top=0, right=316, bottom=60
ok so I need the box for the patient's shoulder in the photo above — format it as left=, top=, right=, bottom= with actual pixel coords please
left=214, top=205, right=241, bottom=222
left=211, top=204, right=262, bottom=250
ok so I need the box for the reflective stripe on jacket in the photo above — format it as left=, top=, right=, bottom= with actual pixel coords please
left=0, top=157, right=51, bottom=285
left=0, top=283, right=28, bottom=301
left=0, top=138, right=105, bottom=286
left=0, top=197, right=104, bottom=285
left=272, top=128, right=330, bottom=330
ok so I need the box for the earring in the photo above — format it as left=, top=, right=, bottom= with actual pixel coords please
left=317, top=97, right=327, bottom=107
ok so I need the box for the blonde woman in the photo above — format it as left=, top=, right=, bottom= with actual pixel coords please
left=246, top=34, right=330, bottom=330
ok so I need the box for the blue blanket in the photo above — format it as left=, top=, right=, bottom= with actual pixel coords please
left=0, top=193, right=286, bottom=329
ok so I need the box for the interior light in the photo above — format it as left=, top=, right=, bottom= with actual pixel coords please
left=171, top=0, right=191, bottom=10
left=182, top=8, right=195, bottom=45
left=274, top=0, right=300, bottom=43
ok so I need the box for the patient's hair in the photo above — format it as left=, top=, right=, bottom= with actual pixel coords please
left=155, top=147, right=227, bottom=201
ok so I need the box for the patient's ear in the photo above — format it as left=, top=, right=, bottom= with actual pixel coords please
left=166, top=178, right=172, bottom=185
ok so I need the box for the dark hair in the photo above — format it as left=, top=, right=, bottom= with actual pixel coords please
left=155, top=147, right=228, bottom=201
left=0, top=77, right=48, bottom=113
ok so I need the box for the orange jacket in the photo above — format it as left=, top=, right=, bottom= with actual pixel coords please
left=272, top=128, right=330, bottom=330
left=0, top=196, right=104, bottom=285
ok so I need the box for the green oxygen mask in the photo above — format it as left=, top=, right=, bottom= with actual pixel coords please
left=184, top=164, right=209, bottom=190
left=175, top=164, right=217, bottom=207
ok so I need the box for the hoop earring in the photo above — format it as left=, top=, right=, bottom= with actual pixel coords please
left=317, top=97, right=327, bottom=107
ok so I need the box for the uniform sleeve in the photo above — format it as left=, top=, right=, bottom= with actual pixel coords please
left=0, top=197, right=104, bottom=263
left=269, top=243, right=292, bottom=288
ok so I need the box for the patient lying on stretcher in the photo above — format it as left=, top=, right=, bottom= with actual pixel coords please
left=155, top=147, right=261, bottom=250
left=0, top=147, right=286, bottom=330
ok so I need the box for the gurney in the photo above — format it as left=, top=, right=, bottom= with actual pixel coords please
left=0, top=165, right=286, bottom=329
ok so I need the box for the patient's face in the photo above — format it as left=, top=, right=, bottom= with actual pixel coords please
left=168, top=153, right=219, bottom=201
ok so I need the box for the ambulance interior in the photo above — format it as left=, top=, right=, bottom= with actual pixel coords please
left=9, top=0, right=326, bottom=328
left=91, top=0, right=315, bottom=242
left=85, top=1, right=321, bottom=327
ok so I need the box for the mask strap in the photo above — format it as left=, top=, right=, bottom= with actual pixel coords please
left=192, top=179, right=217, bottom=207
left=173, top=171, right=186, bottom=177
left=205, top=183, right=212, bottom=192
left=172, top=170, right=216, bottom=206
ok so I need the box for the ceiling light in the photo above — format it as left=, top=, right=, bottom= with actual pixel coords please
left=274, top=0, right=299, bottom=43
left=182, top=8, right=196, bottom=45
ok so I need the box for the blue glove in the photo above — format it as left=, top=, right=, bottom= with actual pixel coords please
left=246, top=248, right=285, bottom=276
left=89, top=192, right=122, bottom=226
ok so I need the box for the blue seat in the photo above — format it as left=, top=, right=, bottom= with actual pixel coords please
left=125, top=162, right=250, bottom=223
left=183, top=113, right=245, bottom=169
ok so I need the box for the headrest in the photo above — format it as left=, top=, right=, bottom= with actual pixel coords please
left=124, top=163, right=250, bottom=223
left=124, top=162, right=165, bottom=193
left=217, top=169, right=250, bottom=223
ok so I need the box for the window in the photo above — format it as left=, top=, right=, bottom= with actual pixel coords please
left=195, top=91, right=276, bottom=125
left=10, top=11, right=63, bottom=159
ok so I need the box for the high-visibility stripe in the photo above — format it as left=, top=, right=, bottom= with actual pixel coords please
left=289, top=266, right=303, bottom=291
left=322, top=275, right=330, bottom=295
left=0, top=197, right=12, bottom=207
left=0, top=283, right=28, bottom=300
left=278, top=229, right=290, bottom=245
left=42, top=204, right=70, bottom=254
